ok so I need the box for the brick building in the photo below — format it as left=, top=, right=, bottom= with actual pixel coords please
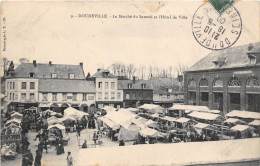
left=184, top=42, right=260, bottom=114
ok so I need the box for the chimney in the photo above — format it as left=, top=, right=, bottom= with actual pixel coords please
left=33, top=60, right=37, bottom=67
left=79, top=62, right=83, bottom=68
left=49, top=61, right=52, bottom=65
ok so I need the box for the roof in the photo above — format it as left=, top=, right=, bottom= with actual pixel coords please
left=39, top=79, right=95, bottom=93
left=193, top=122, right=209, bottom=129
left=249, top=120, right=260, bottom=126
left=92, top=69, right=116, bottom=78
left=187, top=42, right=260, bottom=72
left=148, top=77, right=181, bottom=94
left=118, top=79, right=152, bottom=90
left=77, top=138, right=260, bottom=166
left=226, top=110, right=260, bottom=120
left=12, top=63, right=85, bottom=79
left=188, top=112, right=220, bottom=121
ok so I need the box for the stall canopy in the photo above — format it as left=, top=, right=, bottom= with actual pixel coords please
left=98, top=116, right=120, bottom=130
left=139, top=127, right=159, bottom=137
left=188, top=112, right=220, bottom=121
left=47, top=116, right=62, bottom=125
left=176, top=117, right=190, bottom=124
left=226, top=110, right=260, bottom=120
left=60, top=116, right=76, bottom=123
left=118, top=122, right=140, bottom=141
left=5, top=118, right=21, bottom=126
left=169, top=104, right=219, bottom=114
left=105, top=109, right=136, bottom=126
left=48, top=124, right=66, bottom=130
left=193, top=122, right=210, bottom=129
left=230, top=125, right=251, bottom=132
left=138, top=104, right=164, bottom=114
left=249, top=120, right=260, bottom=126
left=64, top=107, right=88, bottom=119
left=125, top=107, right=139, bottom=113
left=162, top=116, right=178, bottom=122
left=102, top=106, right=117, bottom=112
left=43, top=109, right=62, bottom=117
left=10, top=112, right=23, bottom=119
left=224, top=118, right=247, bottom=125
left=145, top=119, right=158, bottom=128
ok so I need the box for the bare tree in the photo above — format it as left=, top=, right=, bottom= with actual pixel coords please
left=126, top=64, right=136, bottom=79
left=175, top=64, right=189, bottom=77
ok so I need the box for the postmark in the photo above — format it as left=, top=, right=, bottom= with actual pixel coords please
left=191, top=3, right=242, bottom=50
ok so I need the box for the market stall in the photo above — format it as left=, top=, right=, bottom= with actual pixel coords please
left=230, top=124, right=254, bottom=139
left=249, top=120, right=260, bottom=135
left=188, top=111, right=221, bottom=124
left=226, top=110, right=260, bottom=121
left=138, top=104, right=164, bottom=114
left=1, top=123, right=22, bottom=146
left=64, top=107, right=88, bottom=120
left=48, top=124, right=69, bottom=145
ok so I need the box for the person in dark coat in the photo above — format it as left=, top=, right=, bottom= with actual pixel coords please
left=22, top=149, right=34, bottom=166
left=119, top=140, right=125, bottom=146
left=34, top=149, right=42, bottom=166
left=82, top=140, right=88, bottom=148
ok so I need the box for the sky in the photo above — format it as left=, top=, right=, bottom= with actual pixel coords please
left=1, top=1, right=260, bottom=75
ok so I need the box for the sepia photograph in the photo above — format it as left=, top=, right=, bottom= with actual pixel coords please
left=0, top=0, right=260, bottom=165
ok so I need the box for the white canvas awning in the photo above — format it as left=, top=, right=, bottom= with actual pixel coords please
left=224, top=118, right=246, bottom=124
left=193, top=123, right=209, bottom=129
left=139, top=127, right=159, bottom=137
left=138, top=104, right=164, bottom=114
left=64, top=107, right=88, bottom=119
left=226, top=110, right=260, bottom=120
left=176, top=117, right=190, bottom=123
left=249, top=120, right=260, bottom=126
left=169, top=104, right=220, bottom=114
left=162, top=116, right=178, bottom=122
left=99, top=117, right=120, bottom=130
left=48, top=124, right=66, bottom=130
left=188, top=112, right=220, bottom=121
left=230, top=125, right=250, bottom=132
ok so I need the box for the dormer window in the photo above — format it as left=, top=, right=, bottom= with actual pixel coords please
left=69, top=73, right=75, bottom=79
left=51, top=73, right=57, bottom=78
left=213, top=57, right=226, bottom=67
left=29, top=72, right=35, bottom=78
left=128, top=83, right=133, bottom=89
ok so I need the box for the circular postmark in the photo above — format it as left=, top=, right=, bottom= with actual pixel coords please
left=192, top=3, right=242, bottom=50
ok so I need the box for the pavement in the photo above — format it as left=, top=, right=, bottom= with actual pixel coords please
left=1, top=128, right=128, bottom=166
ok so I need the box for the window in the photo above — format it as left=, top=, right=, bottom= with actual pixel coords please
left=111, top=82, right=115, bottom=90
left=141, top=83, right=146, bottom=89
left=52, top=93, right=57, bottom=101
left=51, top=73, right=57, bottom=78
left=199, top=79, right=208, bottom=87
left=42, top=93, right=48, bottom=101
left=213, top=79, right=223, bottom=87
left=105, top=82, right=109, bottom=89
left=188, top=80, right=196, bottom=88
left=111, top=92, right=115, bottom=100
left=30, top=82, right=35, bottom=89
left=105, top=92, right=109, bottom=100
left=30, top=93, right=35, bottom=101
left=69, top=73, right=75, bottom=79
left=73, top=93, right=77, bottom=101
left=200, top=92, right=209, bottom=102
left=128, top=83, right=133, bottom=89
left=21, top=82, right=26, bottom=89
left=83, top=93, right=87, bottom=101
left=62, top=93, right=67, bottom=101
left=213, top=93, right=223, bottom=103
left=126, top=93, right=130, bottom=99
left=98, top=92, right=102, bottom=100
left=29, top=72, right=35, bottom=78
left=246, top=77, right=260, bottom=87
left=117, top=92, right=121, bottom=100
left=228, top=77, right=241, bottom=87
left=230, top=93, right=240, bottom=104
left=9, top=93, right=12, bottom=100
left=88, top=95, right=94, bottom=100
left=21, top=93, right=26, bottom=100
left=98, top=82, right=102, bottom=89
left=12, top=82, right=15, bottom=89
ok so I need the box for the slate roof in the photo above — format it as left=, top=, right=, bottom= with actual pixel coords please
left=118, top=79, right=152, bottom=90
left=39, top=79, right=95, bottom=93
left=148, top=78, right=181, bottom=94
left=187, top=42, right=260, bottom=72
left=13, top=63, right=85, bottom=79
left=92, top=69, right=116, bottom=78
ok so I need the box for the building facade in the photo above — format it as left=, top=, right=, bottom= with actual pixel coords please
left=184, top=43, right=260, bottom=114
left=92, top=69, right=123, bottom=109
left=118, top=78, right=153, bottom=108
left=5, top=60, right=96, bottom=113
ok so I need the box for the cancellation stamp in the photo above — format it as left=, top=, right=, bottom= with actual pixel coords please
left=191, top=2, right=242, bottom=50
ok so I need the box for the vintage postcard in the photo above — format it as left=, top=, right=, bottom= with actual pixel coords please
left=1, top=0, right=260, bottom=166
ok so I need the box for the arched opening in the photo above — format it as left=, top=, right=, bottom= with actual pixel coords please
left=199, top=78, right=209, bottom=106
left=246, top=76, right=260, bottom=112
left=228, top=77, right=241, bottom=111
left=50, top=103, right=60, bottom=113
left=187, top=79, right=196, bottom=105
left=212, top=78, right=224, bottom=111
